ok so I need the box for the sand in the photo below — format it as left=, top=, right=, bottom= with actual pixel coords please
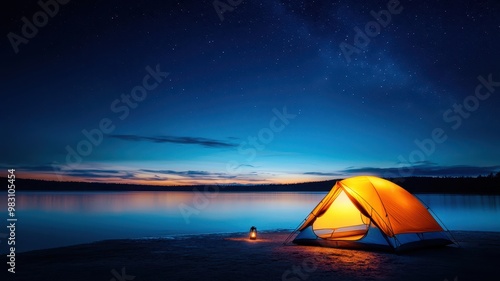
left=7, top=230, right=499, bottom=281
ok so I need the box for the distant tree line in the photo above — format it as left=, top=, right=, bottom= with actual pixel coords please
left=3, top=174, right=500, bottom=194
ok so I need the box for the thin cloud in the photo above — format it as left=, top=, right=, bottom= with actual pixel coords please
left=303, top=171, right=342, bottom=176
left=109, top=134, right=238, bottom=148
left=1, top=164, right=61, bottom=172
left=341, top=165, right=500, bottom=177
left=2, top=164, right=261, bottom=183
left=237, top=164, right=256, bottom=168
left=395, top=160, right=438, bottom=166
left=140, top=169, right=238, bottom=179
left=63, top=170, right=136, bottom=180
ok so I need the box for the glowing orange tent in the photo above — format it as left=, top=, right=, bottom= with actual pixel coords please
left=290, top=176, right=454, bottom=251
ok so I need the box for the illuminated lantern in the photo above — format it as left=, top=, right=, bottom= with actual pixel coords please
left=249, top=226, right=257, bottom=240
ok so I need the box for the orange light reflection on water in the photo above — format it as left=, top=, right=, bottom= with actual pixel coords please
left=16, top=192, right=195, bottom=212
left=14, top=191, right=325, bottom=215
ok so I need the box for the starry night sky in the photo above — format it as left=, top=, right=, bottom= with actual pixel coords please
left=2, top=0, right=500, bottom=185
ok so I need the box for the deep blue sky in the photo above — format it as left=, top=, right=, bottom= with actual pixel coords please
left=2, top=0, right=500, bottom=185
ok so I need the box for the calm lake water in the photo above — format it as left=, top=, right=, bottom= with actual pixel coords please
left=0, top=192, right=499, bottom=253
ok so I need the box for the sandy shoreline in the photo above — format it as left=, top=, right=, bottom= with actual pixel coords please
left=7, top=230, right=499, bottom=280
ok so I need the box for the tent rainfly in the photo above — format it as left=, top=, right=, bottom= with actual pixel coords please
left=288, top=176, right=454, bottom=252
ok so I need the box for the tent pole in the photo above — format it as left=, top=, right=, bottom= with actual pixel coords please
left=415, top=195, right=461, bottom=248
left=283, top=217, right=309, bottom=245
left=428, top=206, right=461, bottom=248
left=283, top=183, right=340, bottom=245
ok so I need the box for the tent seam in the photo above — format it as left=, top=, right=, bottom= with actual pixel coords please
left=340, top=182, right=394, bottom=237
left=367, top=177, right=396, bottom=237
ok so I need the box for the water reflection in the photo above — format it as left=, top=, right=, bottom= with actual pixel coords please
left=0, top=192, right=498, bottom=253
left=416, top=194, right=500, bottom=232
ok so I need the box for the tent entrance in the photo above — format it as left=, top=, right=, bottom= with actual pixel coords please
left=312, top=190, right=370, bottom=241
